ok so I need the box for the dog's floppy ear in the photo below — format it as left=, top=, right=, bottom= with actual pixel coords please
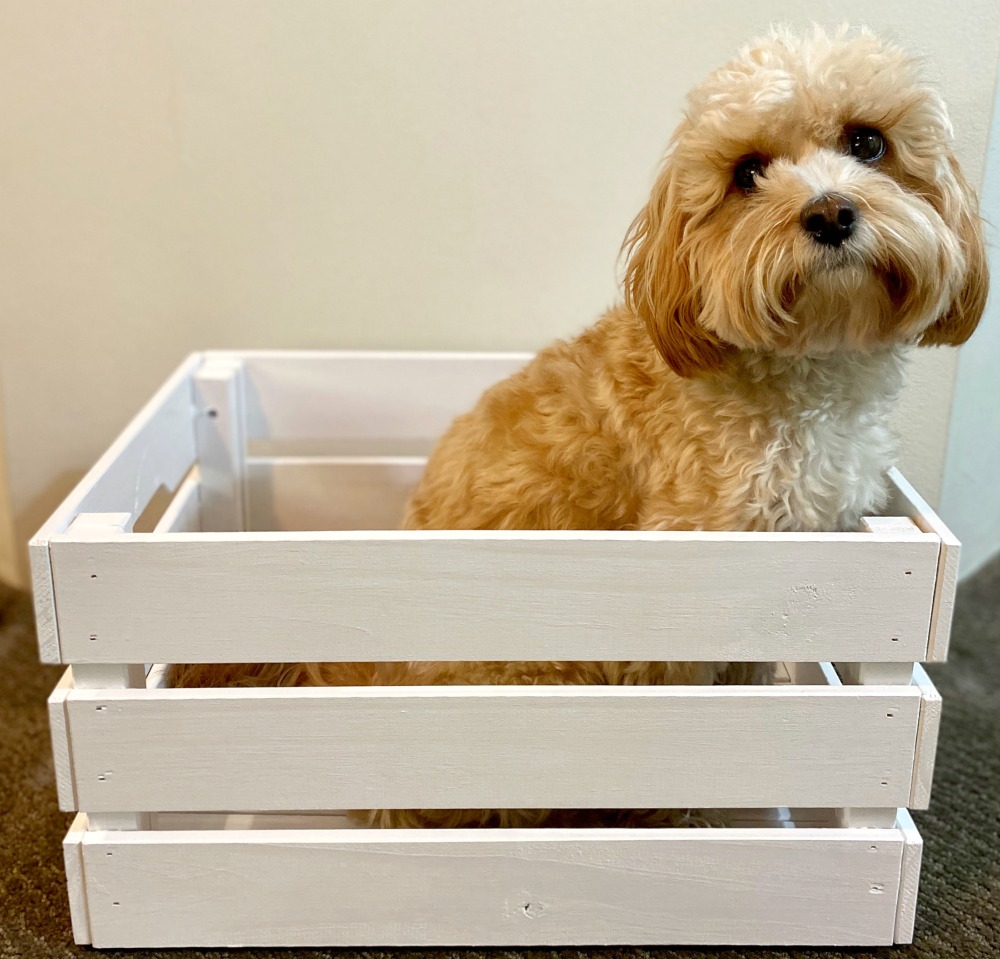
left=920, top=157, right=989, bottom=347
left=622, top=160, right=730, bottom=377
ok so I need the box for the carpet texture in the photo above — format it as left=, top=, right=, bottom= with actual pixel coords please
left=1, top=558, right=998, bottom=959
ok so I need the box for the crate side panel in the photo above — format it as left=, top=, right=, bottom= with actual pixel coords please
left=80, top=828, right=903, bottom=948
left=37, top=355, right=200, bottom=536
left=240, top=352, right=530, bottom=453
left=50, top=533, right=937, bottom=663
left=65, top=685, right=920, bottom=812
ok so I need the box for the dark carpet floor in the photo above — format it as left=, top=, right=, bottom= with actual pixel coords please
left=1, top=558, right=998, bottom=959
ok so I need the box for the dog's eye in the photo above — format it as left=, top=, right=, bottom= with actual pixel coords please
left=849, top=128, right=886, bottom=162
left=734, top=157, right=767, bottom=191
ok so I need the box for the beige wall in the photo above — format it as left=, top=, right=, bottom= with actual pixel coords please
left=941, top=66, right=1000, bottom=579
left=2, top=1, right=998, bottom=585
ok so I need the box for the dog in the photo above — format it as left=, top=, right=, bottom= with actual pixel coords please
left=171, top=26, right=987, bottom=828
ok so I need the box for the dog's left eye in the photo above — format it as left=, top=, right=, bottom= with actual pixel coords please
left=734, top=157, right=767, bottom=191
left=849, top=128, right=886, bottom=162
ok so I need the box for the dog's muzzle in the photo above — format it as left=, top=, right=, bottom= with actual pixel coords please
left=800, top=193, right=858, bottom=247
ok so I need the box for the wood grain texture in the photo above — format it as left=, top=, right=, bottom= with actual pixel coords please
left=886, top=468, right=960, bottom=663
left=77, top=825, right=905, bottom=948
left=245, top=456, right=425, bottom=531
left=233, top=350, right=529, bottom=455
left=48, top=530, right=939, bottom=664
left=894, top=809, right=924, bottom=943
left=63, top=684, right=921, bottom=812
left=63, top=815, right=92, bottom=945
left=909, top=664, right=943, bottom=810
left=29, top=537, right=59, bottom=662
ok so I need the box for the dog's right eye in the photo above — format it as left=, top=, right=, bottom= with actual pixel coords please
left=734, top=157, right=767, bottom=191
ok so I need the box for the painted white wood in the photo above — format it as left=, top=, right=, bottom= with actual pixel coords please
left=233, top=350, right=530, bottom=454
left=71, top=642, right=150, bottom=831
left=909, top=664, right=943, bottom=809
left=835, top=808, right=900, bottom=828
left=886, top=468, right=961, bottom=662
left=62, top=684, right=921, bottom=812
left=894, top=809, right=924, bottom=944
left=63, top=815, right=93, bottom=945
left=47, top=669, right=77, bottom=811
left=29, top=538, right=59, bottom=663
left=48, top=529, right=939, bottom=664
left=245, top=456, right=425, bottom=531
left=76, top=825, right=905, bottom=948
left=777, top=662, right=842, bottom=686
left=28, top=355, right=200, bottom=663
left=34, top=355, right=200, bottom=535
left=861, top=516, right=923, bottom=536
left=834, top=663, right=916, bottom=685
left=193, top=359, right=246, bottom=532
left=151, top=468, right=201, bottom=534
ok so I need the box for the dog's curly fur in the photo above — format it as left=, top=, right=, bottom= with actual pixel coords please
left=171, top=26, right=987, bottom=829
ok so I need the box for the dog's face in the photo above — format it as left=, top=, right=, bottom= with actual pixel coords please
left=624, top=28, right=988, bottom=376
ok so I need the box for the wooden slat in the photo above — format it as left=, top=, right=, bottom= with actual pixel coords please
left=894, top=809, right=924, bottom=943
left=245, top=456, right=425, bottom=531
left=30, top=538, right=59, bottom=662
left=29, top=354, right=201, bottom=663
left=233, top=350, right=529, bottom=453
left=63, top=684, right=921, bottom=812
left=886, top=468, right=960, bottom=662
left=63, top=815, right=93, bottom=945
left=77, top=826, right=905, bottom=948
left=909, top=664, right=943, bottom=809
left=47, top=669, right=77, bottom=811
left=48, top=530, right=939, bottom=664
left=151, top=469, right=201, bottom=534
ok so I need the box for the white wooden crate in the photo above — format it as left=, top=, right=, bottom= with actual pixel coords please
left=32, top=351, right=957, bottom=949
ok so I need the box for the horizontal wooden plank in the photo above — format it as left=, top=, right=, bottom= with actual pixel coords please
left=49, top=530, right=938, bottom=663
left=245, top=456, right=425, bottom=531
left=886, top=468, right=960, bottom=662
left=77, top=824, right=905, bottom=947
left=64, top=684, right=920, bottom=812
left=232, top=350, right=529, bottom=453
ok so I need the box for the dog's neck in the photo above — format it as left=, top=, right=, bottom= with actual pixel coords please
left=710, top=346, right=908, bottom=413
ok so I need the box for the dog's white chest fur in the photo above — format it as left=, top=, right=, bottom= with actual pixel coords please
left=641, top=348, right=907, bottom=533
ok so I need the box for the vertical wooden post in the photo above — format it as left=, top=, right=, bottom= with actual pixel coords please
left=833, top=658, right=915, bottom=829
left=68, top=513, right=151, bottom=831
left=193, top=357, right=247, bottom=532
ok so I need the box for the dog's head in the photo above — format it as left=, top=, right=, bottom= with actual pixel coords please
left=623, top=27, right=988, bottom=377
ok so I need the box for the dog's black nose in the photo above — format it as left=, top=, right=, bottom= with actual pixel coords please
left=800, top=193, right=858, bottom=246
